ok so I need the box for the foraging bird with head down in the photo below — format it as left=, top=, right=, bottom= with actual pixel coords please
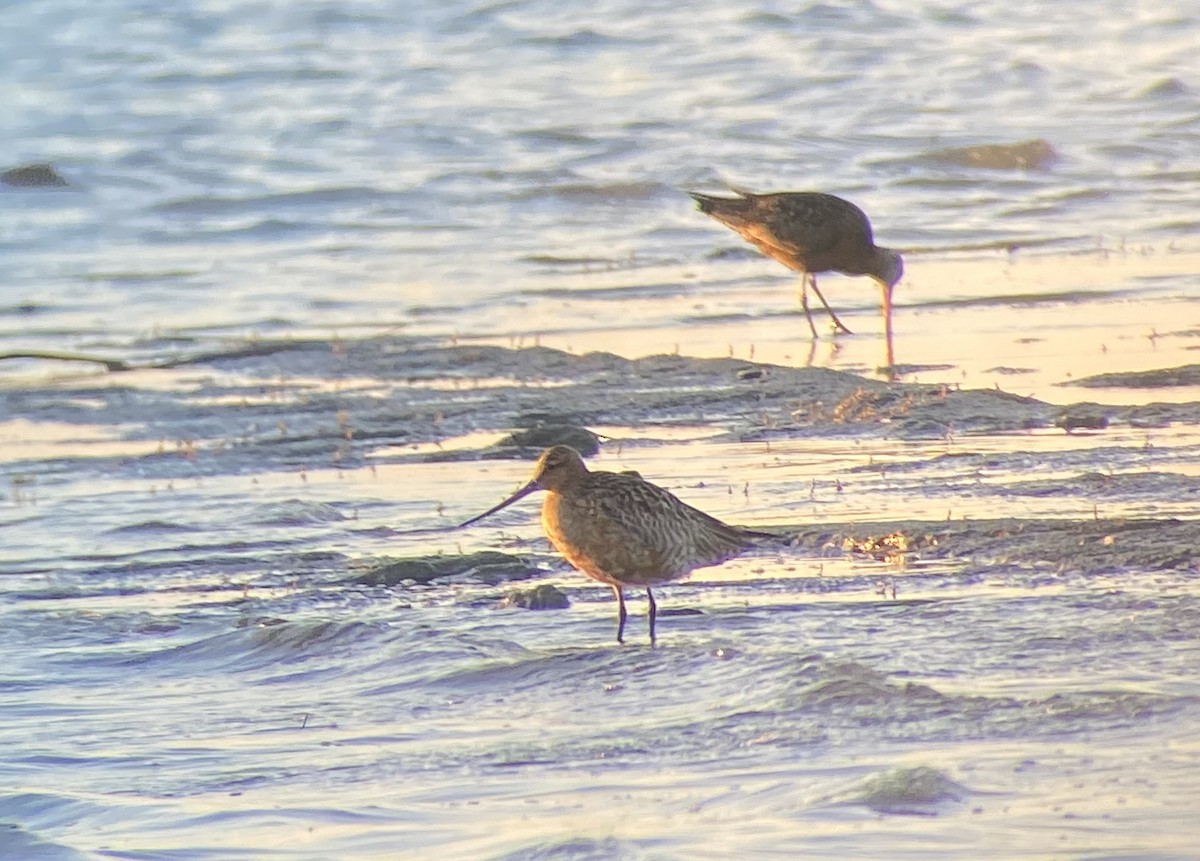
left=690, top=189, right=903, bottom=365
left=458, top=445, right=768, bottom=645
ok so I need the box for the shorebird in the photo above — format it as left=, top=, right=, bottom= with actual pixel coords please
left=458, top=445, right=765, bottom=644
left=691, top=189, right=903, bottom=364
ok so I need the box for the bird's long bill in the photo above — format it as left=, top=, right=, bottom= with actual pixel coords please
left=880, top=280, right=896, bottom=371
left=456, top=480, right=540, bottom=528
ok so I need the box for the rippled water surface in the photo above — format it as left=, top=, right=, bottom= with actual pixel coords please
left=3, top=0, right=1200, bottom=858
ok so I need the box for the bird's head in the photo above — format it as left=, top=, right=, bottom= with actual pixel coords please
left=876, top=248, right=904, bottom=289
left=456, top=445, right=589, bottom=527
left=528, top=445, right=588, bottom=492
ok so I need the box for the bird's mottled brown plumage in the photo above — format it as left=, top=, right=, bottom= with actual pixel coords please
left=458, top=445, right=761, bottom=644
left=691, top=189, right=902, bottom=364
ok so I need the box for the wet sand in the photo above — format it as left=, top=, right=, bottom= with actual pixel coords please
left=5, top=252, right=1200, bottom=581
left=4, top=248, right=1200, bottom=861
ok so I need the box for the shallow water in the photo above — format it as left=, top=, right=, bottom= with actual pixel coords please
left=3, top=0, right=1200, bottom=858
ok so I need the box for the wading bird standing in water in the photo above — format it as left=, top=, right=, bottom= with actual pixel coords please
left=690, top=189, right=903, bottom=367
left=458, top=445, right=767, bottom=645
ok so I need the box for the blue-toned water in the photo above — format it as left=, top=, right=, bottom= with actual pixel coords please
left=4, top=0, right=1198, bottom=353
left=3, top=1, right=1200, bottom=858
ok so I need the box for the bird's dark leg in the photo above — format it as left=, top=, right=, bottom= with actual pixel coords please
left=808, top=275, right=853, bottom=335
left=613, top=585, right=627, bottom=644
left=647, top=587, right=657, bottom=645
left=797, top=273, right=818, bottom=338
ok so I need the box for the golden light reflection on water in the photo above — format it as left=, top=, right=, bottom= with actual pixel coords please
left=0, top=418, right=161, bottom=463
left=456, top=246, right=1200, bottom=405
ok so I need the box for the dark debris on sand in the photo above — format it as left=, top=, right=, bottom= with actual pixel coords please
left=788, top=516, right=1200, bottom=573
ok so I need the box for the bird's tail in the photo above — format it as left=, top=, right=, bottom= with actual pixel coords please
left=738, top=526, right=790, bottom=546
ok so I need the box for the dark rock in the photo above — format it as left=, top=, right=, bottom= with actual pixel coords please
left=2, top=163, right=69, bottom=187
left=493, top=424, right=600, bottom=456
left=920, top=138, right=1058, bottom=170
left=1055, top=411, right=1109, bottom=432
left=513, top=411, right=585, bottom=428
left=355, top=550, right=535, bottom=587
left=1067, top=364, right=1200, bottom=389
left=1138, top=77, right=1189, bottom=99
left=501, top=583, right=570, bottom=610
left=889, top=363, right=957, bottom=375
